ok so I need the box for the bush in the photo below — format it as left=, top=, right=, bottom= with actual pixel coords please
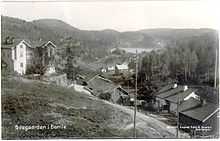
left=98, top=92, right=111, bottom=101
left=26, top=64, right=47, bottom=75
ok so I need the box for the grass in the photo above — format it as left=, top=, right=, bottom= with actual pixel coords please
left=1, top=76, right=133, bottom=139
left=2, top=76, right=188, bottom=139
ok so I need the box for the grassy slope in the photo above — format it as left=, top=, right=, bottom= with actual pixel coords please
left=1, top=76, right=184, bottom=139
left=1, top=77, right=130, bottom=139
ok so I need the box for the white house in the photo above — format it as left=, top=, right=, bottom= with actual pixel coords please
left=1, top=39, right=33, bottom=75
left=12, top=40, right=34, bottom=74
left=115, top=63, right=129, bottom=74
left=107, top=66, right=115, bottom=72
left=1, top=39, right=56, bottom=75
left=116, top=63, right=129, bottom=71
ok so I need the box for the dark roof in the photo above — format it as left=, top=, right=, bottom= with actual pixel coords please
left=156, top=86, right=184, bottom=99
left=44, top=41, right=56, bottom=48
left=117, top=87, right=129, bottom=95
left=32, top=40, right=56, bottom=48
left=87, top=75, right=118, bottom=96
left=14, top=39, right=31, bottom=46
left=166, top=88, right=197, bottom=103
left=2, top=39, right=56, bottom=49
left=1, top=39, right=31, bottom=49
left=31, top=40, right=46, bottom=48
left=180, top=98, right=219, bottom=122
left=156, top=84, right=176, bottom=95
left=77, top=69, right=99, bottom=82
left=179, top=97, right=201, bottom=112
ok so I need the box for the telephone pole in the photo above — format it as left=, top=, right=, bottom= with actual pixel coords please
left=176, top=94, right=180, bottom=138
left=214, top=45, right=219, bottom=88
left=133, top=50, right=138, bottom=138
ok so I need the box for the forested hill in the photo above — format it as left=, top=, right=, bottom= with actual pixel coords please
left=1, top=15, right=218, bottom=50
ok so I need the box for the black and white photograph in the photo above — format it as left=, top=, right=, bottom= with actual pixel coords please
left=1, top=0, right=219, bottom=139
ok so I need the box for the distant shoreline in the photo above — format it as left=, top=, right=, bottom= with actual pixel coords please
left=119, top=47, right=157, bottom=54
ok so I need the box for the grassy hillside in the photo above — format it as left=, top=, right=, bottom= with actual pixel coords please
left=1, top=76, right=187, bottom=139
left=1, top=76, right=129, bottom=139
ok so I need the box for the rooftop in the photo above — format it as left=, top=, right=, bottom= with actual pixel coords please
left=116, top=63, right=128, bottom=70
left=156, top=86, right=184, bottom=99
left=87, top=75, right=119, bottom=96
left=1, top=39, right=56, bottom=49
left=156, top=83, right=176, bottom=95
left=1, top=39, right=31, bottom=49
left=166, top=88, right=197, bottom=104
left=179, top=97, right=201, bottom=112
left=180, top=98, right=219, bottom=122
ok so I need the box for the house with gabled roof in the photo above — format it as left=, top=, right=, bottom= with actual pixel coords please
left=166, top=88, right=198, bottom=114
left=179, top=97, right=219, bottom=136
left=29, top=40, right=56, bottom=67
left=115, top=63, right=129, bottom=72
left=2, top=39, right=33, bottom=74
left=155, top=84, right=199, bottom=114
left=1, top=39, right=56, bottom=75
left=155, top=84, right=219, bottom=136
left=86, top=75, right=129, bottom=104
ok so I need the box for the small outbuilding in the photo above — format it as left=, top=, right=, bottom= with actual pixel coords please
left=86, top=75, right=129, bottom=105
left=179, top=97, right=219, bottom=137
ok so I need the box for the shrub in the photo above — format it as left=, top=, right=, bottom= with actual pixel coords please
left=98, top=92, right=111, bottom=101
left=26, top=64, right=47, bottom=75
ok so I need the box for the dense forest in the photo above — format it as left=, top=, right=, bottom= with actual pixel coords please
left=138, top=32, right=218, bottom=86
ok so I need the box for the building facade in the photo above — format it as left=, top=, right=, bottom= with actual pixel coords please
left=1, top=39, right=56, bottom=75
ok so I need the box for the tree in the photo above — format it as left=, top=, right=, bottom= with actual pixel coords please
left=188, top=50, right=198, bottom=79
left=111, top=48, right=125, bottom=55
left=160, top=63, right=170, bottom=81
left=64, top=38, right=81, bottom=80
left=26, top=64, right=47, bottom=75
left=128, top=60, right=136, bottom=70
left=3, top=36, right=14, bottom=45
left=98, top=92, right=111, bottom=101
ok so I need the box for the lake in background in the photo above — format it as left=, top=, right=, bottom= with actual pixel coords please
left=119, top=47, right=154, bottom=54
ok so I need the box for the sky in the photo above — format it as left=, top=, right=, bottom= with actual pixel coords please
left=1, top=0, right=220, bottom=32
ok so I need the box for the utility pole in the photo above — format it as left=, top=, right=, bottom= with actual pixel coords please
left=133, top=50, right=138, bottom=138
left=214, top=45, right=218, bottom=88
left=176, top=94, right=180, bottom=138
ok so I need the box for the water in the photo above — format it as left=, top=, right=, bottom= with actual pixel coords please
left=119, top=47, right=153, bottom=54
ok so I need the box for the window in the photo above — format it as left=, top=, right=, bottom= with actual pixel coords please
left=48, top=48, right=50, bottom=57
left=20, top=44, right=23, bottom=48
left=14, top=48, right=17, bottom=60
left=20, top=63, right=23, bottom=68
left=29, top=52, right=33, bottom=56
left=20, top=52, right=23, bottom=57
left=2, top=52, right=5, bottom=57
left=50, top=48, right=54, bottom=56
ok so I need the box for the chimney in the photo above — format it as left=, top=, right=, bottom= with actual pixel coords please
left=183, top=85, right=188, bottom=91
left=172, top=83, right=177, bottom=89
left=201, top=99, right=207, bottom=106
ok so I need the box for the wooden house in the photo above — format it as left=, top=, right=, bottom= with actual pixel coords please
left=86, top=75, right=129, bottom=104
left=2, top=39, right=33, bottom=74
left=155, top=84, right=183, bottom=112
left=179, top=97, right=219, bottom=137
left=1, top=39, right=56, bottom=75
left=156, top=84, right=198, bottom=114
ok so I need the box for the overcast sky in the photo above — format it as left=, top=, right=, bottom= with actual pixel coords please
left=1, top=1, right=220, bottom=31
